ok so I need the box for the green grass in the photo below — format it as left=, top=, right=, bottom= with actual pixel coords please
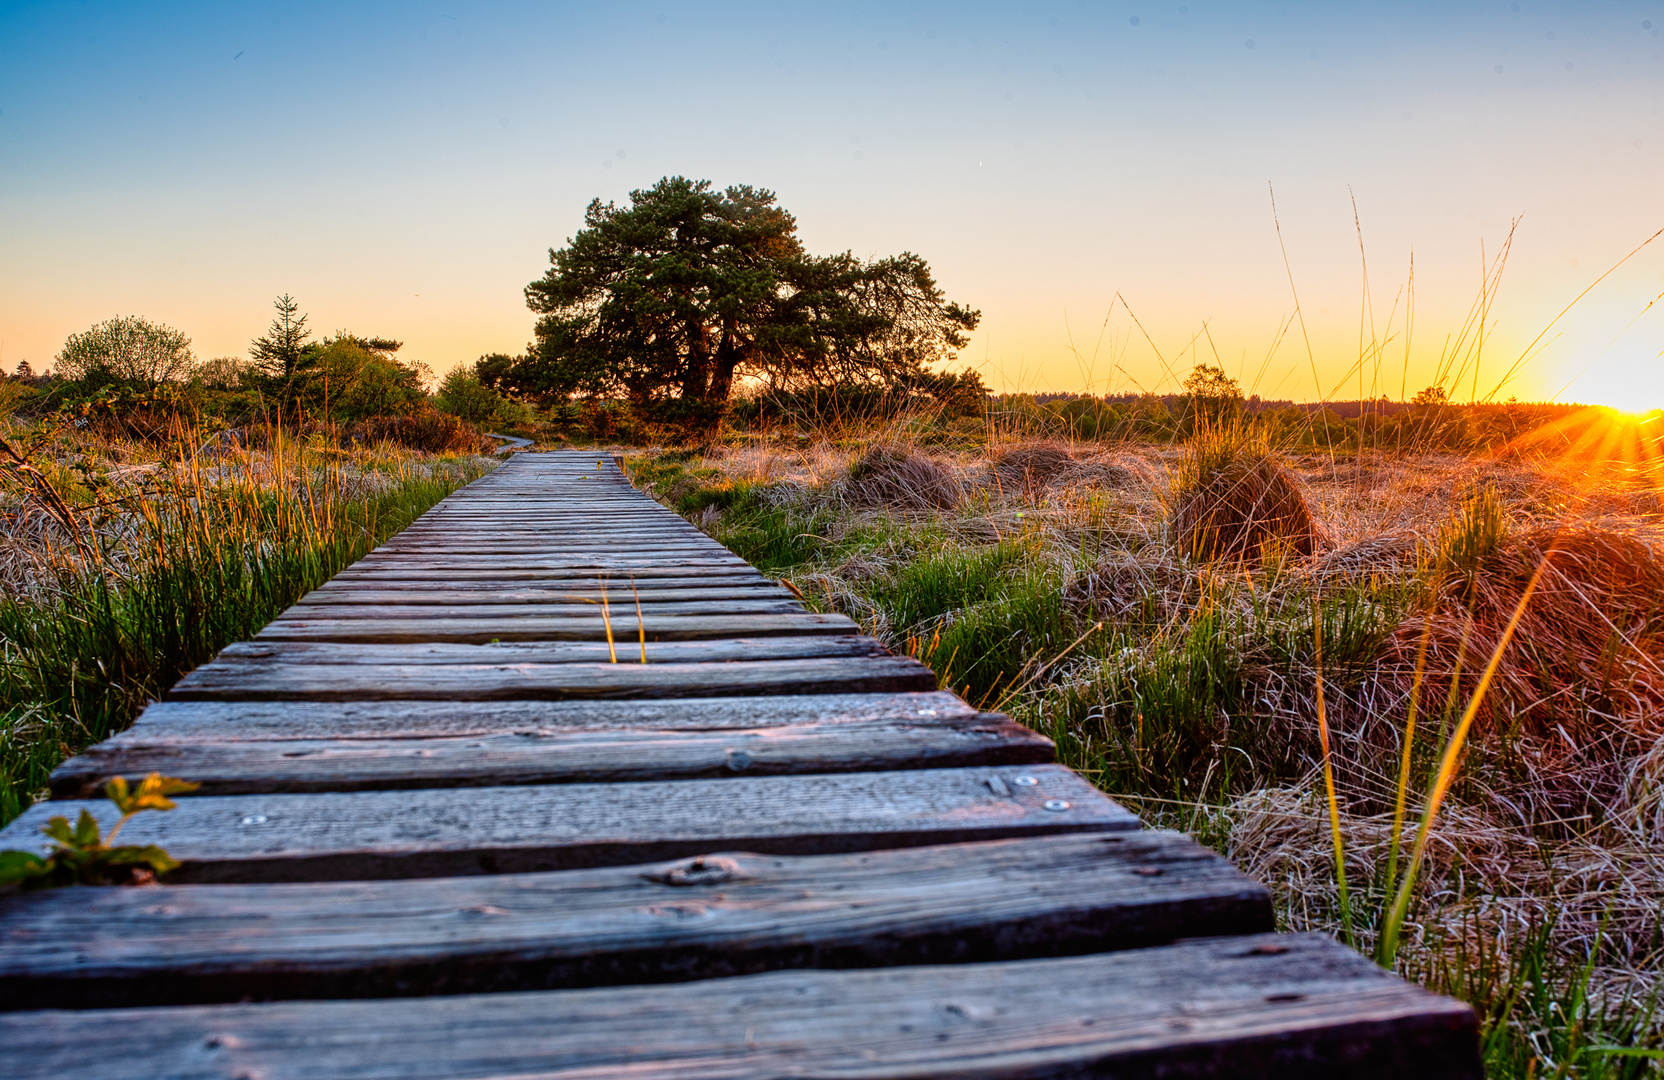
left=1412, top=916, right=1663, bottom=1079
left=0, top=468, right=483, bottom=827
left=649, top=451, right=1663, bottom=1078
left=673, top=474, right=1086, bottom=705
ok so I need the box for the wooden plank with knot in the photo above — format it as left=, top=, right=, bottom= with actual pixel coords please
left=0, top=832, right=1271, bottom=1009
left=0, top=765, right=1135, bottom=883
left=0, top=934, right=1481, bottom=1080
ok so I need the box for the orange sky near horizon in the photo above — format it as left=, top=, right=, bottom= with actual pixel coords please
left=2, top=2, right=1660, bottom=409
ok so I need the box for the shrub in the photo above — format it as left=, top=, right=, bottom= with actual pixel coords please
left=55, top=316, right=195, bottom=391
left=347, top=409, right=487, bottom=453
left=436, top=362, right=518, bottom=426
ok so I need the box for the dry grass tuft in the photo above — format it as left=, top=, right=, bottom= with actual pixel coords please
left=1169, top=432, right=1323, bottom=562
left=992, top=441, right=1079, bottom=488
left=843, top=444, right=962, bottom=511
left=1397, top=521, right=1664, bottom=783
left=991, top=440, right=1142, bottom=496
left=1227, top=784, right=1663, bottom=1007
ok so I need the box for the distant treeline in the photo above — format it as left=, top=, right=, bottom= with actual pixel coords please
left=1026, top=391, right=1589, bottom=421
left=991, top=390, right=1602, bottom=454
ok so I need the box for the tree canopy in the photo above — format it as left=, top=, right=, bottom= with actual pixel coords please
left=55, top=316, right=195, bottom=390
left=1181, top=364, right=1243, bottom=401
left=506, top=177, right=979, bottom=412
left=249, top=294, right=313, bottom=391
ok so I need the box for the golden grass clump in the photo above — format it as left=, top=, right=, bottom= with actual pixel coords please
left=1168, top=426, right=1323, bottom=562
left=1408, top=520, right=1664, bottom=751
left=843, top=444, right=962, bottom=511
left=993, top=441, right=1079, bottom=487
left=992, top=440, right=1140, bottom=495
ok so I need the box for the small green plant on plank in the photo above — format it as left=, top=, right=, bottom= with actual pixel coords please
left=0, top=773, right=198, bottom=890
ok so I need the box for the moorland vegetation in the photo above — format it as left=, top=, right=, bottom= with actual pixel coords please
left=3, top=178, right=1659, bottom=1078
left=617, top=386, right=1663, bottom=1079
left=0, top=296, right=501, bottom=827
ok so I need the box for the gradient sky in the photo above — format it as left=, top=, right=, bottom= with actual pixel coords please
left=2, top=1, right=1661, bottom=407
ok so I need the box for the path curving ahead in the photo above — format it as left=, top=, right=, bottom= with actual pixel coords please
left=482, top=432, right=534, bottom=454
left=0, top=451, right=1482, bottom=1079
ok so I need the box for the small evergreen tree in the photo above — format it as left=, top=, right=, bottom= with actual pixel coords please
left=249, top=295, right=315, bottom=402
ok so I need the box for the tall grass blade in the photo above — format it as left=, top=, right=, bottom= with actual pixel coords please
left=1313, top=598, right=1353, bottom=948
left=1378, top=550, right=1554, bottom=966
left=1380, top=614, right=1435, bottom=965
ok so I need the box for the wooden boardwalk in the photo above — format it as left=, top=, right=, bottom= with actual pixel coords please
left=0, top=452, right=1481, bottom=1078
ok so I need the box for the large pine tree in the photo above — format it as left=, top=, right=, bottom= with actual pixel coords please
left=511, top=177, right=978, bottom=410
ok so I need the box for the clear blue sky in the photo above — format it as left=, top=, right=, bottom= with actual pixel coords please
left=2, top=1, right=1660, bottom=406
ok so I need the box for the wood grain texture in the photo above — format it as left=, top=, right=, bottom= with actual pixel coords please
left=339, top=560, right=753, bottom=576
left=118, top=691, right=983, bottom=739
left=168, top=655, right=937, bottom=701
left=369, top=541, right=733, bottom=554
left=204, top=634, right=894, bottom=666
left=349, top=553, right=748, bottom=569
left=0, top=765, right=1135, bottom=882
left=329, top=565, right=766, bottom=582
left=293, top=585, right=800, bottom=605
left=49, top=700, right=1050, bottom=796
left=0, top=934, right=1481, bottom=1080
left=255, top=613, right=857, bottom=644
left=0, top=833, right=1270, bottom=1008
left=281, top=599, right=807, bottom=617
left=168, top=637, right=918, bottom=701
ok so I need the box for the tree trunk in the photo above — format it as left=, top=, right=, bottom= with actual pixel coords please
left=681, top=319, right=712, bottom=400
left=709, top=330, right=741, bottom=402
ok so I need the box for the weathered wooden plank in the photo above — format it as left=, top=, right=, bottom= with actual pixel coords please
left=424, top=499, right=667, bottom=508
left=0, top=833, right=1270, bottom=1009
left=343, top=557, right=751, bottom=573
left=49, top=699, right=1048, bottom=796
left=375, top=534, right=725, bottom=547
left=417, top=505, right=676, bottom=513
left=407, top=517, right=686, bottom=525
left=420, top=501, right=674, bottom=508
left=379, top=516, right=697, bottom=527
left=398, top=521, right=686, bottom=530
left=0, top=766, right=1135, bottom=882
left=424, top=505, right=666, bottom=512
left=0, top=934, right=1481, bottom=1080
left=293, top=585, right=799, bottom=605
left=368, top=544, right=733, bottom=557
left=329, top=565, right=766, bottom=582
left=352, top=550, right=744, bottom=565
left=207, top=635, right=890, bottom=666
left=372, top=519, right=698, bottom=529
left=122, top=690, right=983, bottom=739
left=380, top=531, right=714, bottom=546
left=281, top=599, right=807, bottom=617
left=169, top=655, right=935, bottom=702
left=255, top=613, right=855, bottom=644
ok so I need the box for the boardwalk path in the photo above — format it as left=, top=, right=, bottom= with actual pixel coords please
left=0, top=452, right=1481, bottom=1078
